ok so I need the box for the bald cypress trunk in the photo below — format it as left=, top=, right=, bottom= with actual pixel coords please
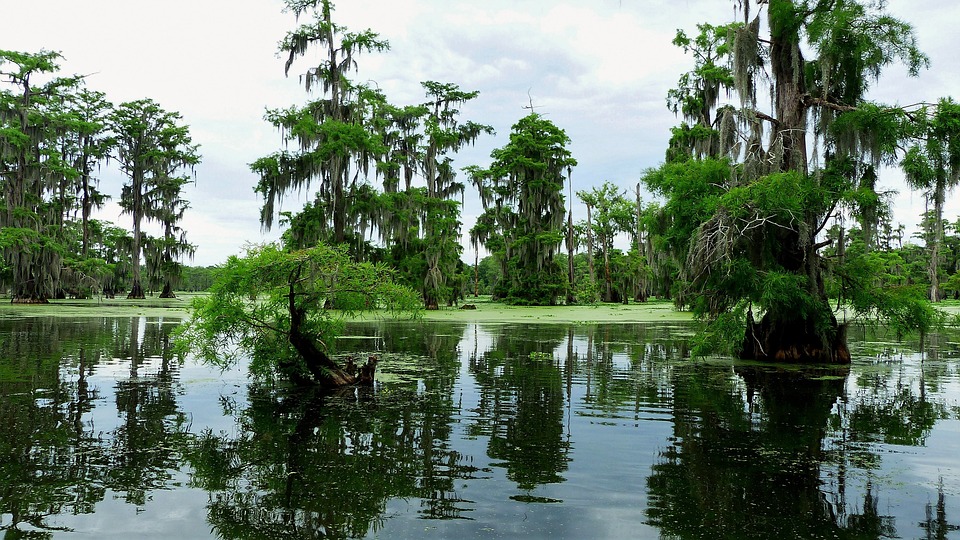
left=929, top=180, right=945, bottom=301
left=159, top=282, right=176, bottom=299
left=736, top=3, right=848, bottom=364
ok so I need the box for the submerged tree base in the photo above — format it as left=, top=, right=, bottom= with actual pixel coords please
left=127, top=281, right=145, bottom=300
left=740, top=312, right=851, bottom=364
left=159, top=283, right=176, bottom=299
left=343, top=355, right=379, bottom=385
left=287, top=307, right=381, bottom=389
left=286, top=348, right=379, bottom=389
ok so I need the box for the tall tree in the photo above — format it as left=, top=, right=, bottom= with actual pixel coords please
left=147, top=174, right=195, bottom=298
left=577, top=182, right=635, bottom=302
left=111, top=98, right=199, bottom=299
left=468, top=113, right=576, bottom=305
left=645, top=1, right=932, bottom=362
left=565, top=177, right=577, bottom=304
left=418, top=82, right=492, bottom=309
left=901, top=98, right=960, bottom=302
left=0, top=50, right=80, bottom=302
left=367, top=82, right=491, bottom=308
left=252, top=0, right=388, bottom=245
left=847, top=165, right=892, bottom=254
left=372, top=99, right=428, bottom=284
left=66, top=88, right=113, bottom=259
left=55, top=88, right=114, bottom=298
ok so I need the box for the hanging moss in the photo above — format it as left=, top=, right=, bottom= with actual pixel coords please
left=732, top=15, right=761, bottom=107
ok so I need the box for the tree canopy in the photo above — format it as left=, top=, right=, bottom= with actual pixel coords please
left=642, top=0, right=948, bottom=361
left=174, top=243, right=421, bottom=387
left=468, top=113, right=576, bottom=305
left=0, top=50, right=200, bottom=301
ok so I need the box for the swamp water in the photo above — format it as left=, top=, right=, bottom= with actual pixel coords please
left=1, top=316, right=959, bottom=539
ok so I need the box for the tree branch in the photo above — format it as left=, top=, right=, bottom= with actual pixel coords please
left=814, top=202, right=838, bottom=237
left=813, top=238, right=833, bottom=250
left=752, top=110, right=780, bottom=126
left=802, top=95, right=857, bottom=113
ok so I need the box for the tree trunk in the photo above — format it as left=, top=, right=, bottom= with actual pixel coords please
left=566, top=207, right=575, bottom=305
left=740, top=310, right=850, bottom=364
left=930, top=180, right=945, bottom=302
left=287, top=279, right=373, bottom=388
left=325, top=4, right=347, bottom=246
left=159, top=282, right=176, bottom=298
left=769, top=9, right=809, bottom=176
left=585, top=204, right=596, bottom=286
left=735, top=4, right=850, bottom=363
left=333, top=161, right=346, bottom=244
left=602, top=239, right=612, bottom=303
left=287, top=320, right=362, bottom=387
left=128, top=280, right=145, bottom=300
left=635, top=183, right=646, bottom=302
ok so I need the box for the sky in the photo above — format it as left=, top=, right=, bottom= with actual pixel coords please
left=5, top=0, right=960, bottom=266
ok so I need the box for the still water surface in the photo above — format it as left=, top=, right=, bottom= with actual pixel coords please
left=1, top=316, right=959, bottom=538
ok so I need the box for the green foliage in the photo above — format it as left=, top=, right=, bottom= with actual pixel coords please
left=410, top=81, right=490, bottom=308
left=469, top=255, right=502, bottom=296
left=0, top=227, right=40, bottom=250
left=577, top=181, right=636, bottom=302
left=609, top=248, right=650, bottom=304
left=468, top=113, right=576, bottom=305
left=641, top=158, right=729, bottom=256
left=690, top=303, right=747, bottom=358
left=0, top=49, right=198, bottom=301
left=0, top=50, right=81, bottom=300
left=666, top=22, right=738, bottom=160
left=573, top=272, right=601, bottom=305
left=653, top=1, right=942, bottom=358
left=174, top=243, right=421, bottom=382
left=258, top=3, right=490, bottom=314
left=900, top=98, right=960, bottom=301
left=111, top=98, right=199, bottom=297
left=720, top=171, right=809, bottom=220
left=829, top=103, right=908, bottom=165
left=644, top=162, right=820, bottom=318
left=806, top=0, right=929, bottom=104
left=943, top=272, right=960, bottom=296
left=838, top=251, right=946, bottom=340
left=758, top=271, right=824, bottom=324
left=254, top=0, right=389, bottom=242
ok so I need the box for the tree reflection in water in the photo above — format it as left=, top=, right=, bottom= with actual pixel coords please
left=644, top=351, right=959, bottom=540
left=187, top=321, right=482, bottom=539
left=467, top=324, right=570, bottom=493
left=107, top=316, right=190, bottom=505
left=1, top=319, right=959, bottom=538
left=649, top=363, right=868, bottom=538
left=0, top=316, right=186, bottom=537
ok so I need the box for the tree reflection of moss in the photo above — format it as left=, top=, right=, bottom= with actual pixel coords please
left=187, top=380, right=481, bottom=538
